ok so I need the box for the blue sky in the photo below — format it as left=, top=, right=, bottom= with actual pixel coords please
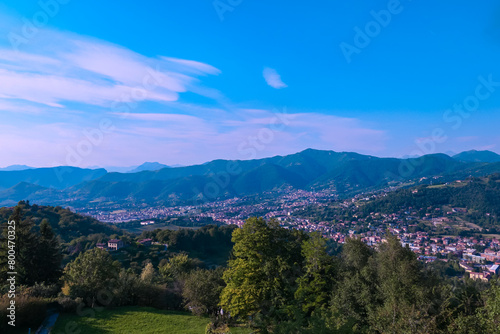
left=0, top=0, right=499, bottom=167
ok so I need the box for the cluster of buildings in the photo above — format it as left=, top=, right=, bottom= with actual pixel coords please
left=77, top=179, right=499, bottom=283
left=459, top=262, right=499, bottom=282
left=77, top=189, right=335, bottom=226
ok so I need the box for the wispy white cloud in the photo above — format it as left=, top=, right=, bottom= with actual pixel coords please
left=0, top=28, right=221, bottom=110
left=111, top=112, right=202, bottom=123
left=0, top=107, right=387, bottom=167
left=263, top=67, right=288, bottom=89
left=92, top=109, right=387, bottom=166
left=0, top=17, right=388, bottom=167
left=160, top=57, right=221, bottom=76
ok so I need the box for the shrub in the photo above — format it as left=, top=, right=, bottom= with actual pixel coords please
left=29, top=282, right=61, bottom=298
left=205, top=322, right=231, bottom=334
left=57, top=296, right=83, bottom=313
left=0, top=294, right=48, bottom=331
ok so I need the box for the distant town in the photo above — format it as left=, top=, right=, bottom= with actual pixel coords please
left=75, top=177, right=500, bottom=282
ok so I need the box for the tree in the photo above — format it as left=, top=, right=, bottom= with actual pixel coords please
left=370, top=234, right=436, bottom=333
left=183, top=267, right=225, bottom=316
left=64, top=248, right=121, bottom=307
left=295, top=233, right=336, bottom=316
left=140, top=262, right=156, bottom=284
left=219, top=218, right=306, bottom=328
left=329, top=237, right=378, bottom=332
left=34, top=219, right=62, bottom=284
left=159, top=253, right=199, bottom=282
left=0, top=204, right=39, bottom=286
left=479, top=283, right=500, bottom=333
left=113, top=268, right=141, bottom=306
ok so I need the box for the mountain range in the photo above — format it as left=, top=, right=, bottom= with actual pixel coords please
left=2, top=162, right=172, bottom=174
left=127, top=162, right=170, bottom=173
left=0, top=164, right=34, bottom=171
left=0, top=149, right=499, bottom=207
left=452, top=150, right=500, bottom=163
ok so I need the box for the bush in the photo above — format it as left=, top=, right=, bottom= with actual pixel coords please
left=57, top=296, right=83, bottom=313
left=28, top=282, right=61, bottom=298
left=0, top=294, right=48, bottom=331
left=205, top=322, right=231, bottom=334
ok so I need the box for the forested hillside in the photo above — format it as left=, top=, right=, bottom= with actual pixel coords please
left=0, top=201, right=120, bottom=243
left=362, top=174, right=500, bottom=220
left=2, top=208, right=500, bottom=333
left=3, top=149, right=500, bottom=207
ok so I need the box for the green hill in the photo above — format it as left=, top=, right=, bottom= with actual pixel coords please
left=3, top=149, right=500, bottom=206
left=453, top=149, right=500, bottom=163
left=65, top=150, right=497, bottom=204
left=0, top=166, right=107, bottom=190
left=0, top=201, right=120, bottom=243
left=361, top=173, right=500, bottom=229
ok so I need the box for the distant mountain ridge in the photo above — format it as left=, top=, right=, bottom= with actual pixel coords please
left=127, top=162, right=170, bottom=173
left=452, top=150, right=500, bottom=163
left=1, top=149, right=500, bottom=207
left=0, top=167, right=107, bottom=190
left=101, top=162, right=170, bottom=173
left=0, top=164, right=34, bottom=171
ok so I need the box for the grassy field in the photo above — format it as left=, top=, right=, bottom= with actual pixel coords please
left=52, top=306, right=252, bottom=334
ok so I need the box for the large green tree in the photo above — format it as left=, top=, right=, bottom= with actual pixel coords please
left=295, top=232, right=336, bottom=317
left=1, top=203, right=68, bottom=288
left=64, top=248, right=121, bottom=307
left=183, top=267, right=226, bottom=317
left=329, top=237, right=378, bottom=333
left=370, top=234, right=437, bottom=334
left=220, top=217, right=306, bottom=328
left=158, top=253, right=199, bottom=282
left=34, top=219, right=62, bottom=284
left=0, top=204, right=40, bottom=286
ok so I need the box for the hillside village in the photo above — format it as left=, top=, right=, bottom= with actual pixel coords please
left=78, top=177, right=500, bottom=282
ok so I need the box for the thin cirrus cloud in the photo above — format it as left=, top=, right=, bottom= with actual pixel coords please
left=0, top=28, right=221, bottom=111
left=101, top=110, right=387, bottom=165
left=263, top=67, right=288, bottom=89
left=0, top=20, right=387, bottom=167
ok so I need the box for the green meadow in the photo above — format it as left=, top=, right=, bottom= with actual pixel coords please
left=52, top=306, right=252, bottom=334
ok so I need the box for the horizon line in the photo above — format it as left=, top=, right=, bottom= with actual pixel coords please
left=1, top=147, right=497, bottom=170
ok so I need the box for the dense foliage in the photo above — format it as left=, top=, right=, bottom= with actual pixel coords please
left=219, top=218, right=498, bottom=333
left=0, top=201, right=121, bottom=243
left=3, top=203, right=500, bottom=333
left=367, top=175, right=500, bottom=214
left=362, top=174, right=500, bottom=227
left=0, top=206, right=62, bottom=287
left=139, top=224, right=237, bottom=265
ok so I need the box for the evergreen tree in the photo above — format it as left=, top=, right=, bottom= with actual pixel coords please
left=479, top=283, right=500, bottom=334
left=330, top=237, right=378, bottom=333
left=1, top=204, right=63, bottom=287
left=295, top=232, right=336, bottom=316
left=370, top=234, right=436, bottom=333
left=35, top=219, right=63, bottom=284
left=1, top=204, right=39, bottom=286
